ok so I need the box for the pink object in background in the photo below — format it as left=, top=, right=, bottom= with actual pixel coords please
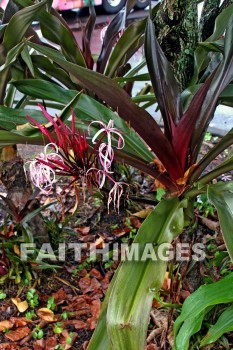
left=0, top=0, right=8, bottom=10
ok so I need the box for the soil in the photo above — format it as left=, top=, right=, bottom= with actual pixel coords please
left=0, top=138, right=232, bottom=349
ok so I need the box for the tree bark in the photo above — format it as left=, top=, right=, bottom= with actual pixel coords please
left=154, top=0, right=198, bottom=90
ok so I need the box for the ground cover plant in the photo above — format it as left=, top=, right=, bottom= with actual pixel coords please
left=0, top=0, right=232, bottom=349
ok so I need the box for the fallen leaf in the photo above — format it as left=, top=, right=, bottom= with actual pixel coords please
left=180, top=290, right=190, bottom=300
left=87, top=299, right=101, bottom=330
left=63, top=319, right=86, bottom=329
left=0, top=344, right=19, bottom=350
left=11, top=317, right=30, bottom=327
left=11, top=298, right=29, bottom=313
left=33, top=338, right=45, bottom=350
left=0, top=320, right=13, bottom=331
left=132, top=208, right=153, bottom=219
left=52, top=288, right=67, bottom=303
left=147, top=344, right=158, bottom=350
left=112, top=227, right=131, bottom=237
left=45, top=336, right=57, bottom=349
left=129, top=216, right=141, bottom=228
left=78, top=277, right=101, bottom=294
left=77, top=226, right=90, bottom=235
left=89, top=268, right=103, bottom=280
left=37, top=308, right=56, bottom=322
left=60, top=329, right=78, bottom=349
left=5, top=326, right=30, bottom=341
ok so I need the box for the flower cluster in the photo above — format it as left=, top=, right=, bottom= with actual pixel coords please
left=27, top=105, right=127, bottom=211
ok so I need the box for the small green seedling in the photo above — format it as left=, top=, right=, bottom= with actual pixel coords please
left=47, top=296, right=56, bottom=311
left=53, top=322, right=63, bottom=334
left=32, top=325, right=44, bottom=340
left=27, top=288, right=39, bottom=308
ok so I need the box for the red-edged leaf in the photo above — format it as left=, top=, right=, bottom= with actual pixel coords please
left=172, top=71, right=215, bottom=171
left=145, top=16, right=182, bottom=140
left=190, top=15, right=233, bottom=160
left=28, top=42, right=183, bottom=180
left=82, top=3, right=96, bottom=69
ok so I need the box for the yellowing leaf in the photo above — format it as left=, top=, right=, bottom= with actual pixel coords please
left=13, top=245, right=20, bottom=256
left=11, top=298, right=29, bottom=313
left=176, top=164, right=197, bottom=185
left=16, top=122, right=30, bottom=131
left=37, top=308, right=56, bottom=322
left=0, top=320, right=13, bottom=332
left=132, top=208, right=153, bottom=219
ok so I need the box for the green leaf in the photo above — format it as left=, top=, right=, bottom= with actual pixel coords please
left=200, top=305, right=233, bottom=346
left=174, top=273, right=233, bottom=349
left=0, top=106, right=49, bottom=130
left=107, top=198, right=185, bottom=350
left=21, top=201, right=57, bottom=225
left=191, top=15, right=233, bottom=161
left=27, top=42, right=183, bottom=180
left=207, top=181, right=233, bottom=261
left=39, top=10, right=86, bottom=67
left=12, top=79, right=153, bottom=161
left=2, top=0, right=46, bottom=51
left=173, top=310, right=208, bottom=350
left=105, top=18, right=146, bottom=77
left=191, top=4, right=233, bottom=85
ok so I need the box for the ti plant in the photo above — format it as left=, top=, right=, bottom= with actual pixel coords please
left=0, top=0, right=233, bottom=349
left=84, top=10, right=233, bottom=350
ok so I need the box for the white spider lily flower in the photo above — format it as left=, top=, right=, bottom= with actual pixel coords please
left=107, top=182, right=127, bottom=213
left=89, top=120, right=125, bottom=151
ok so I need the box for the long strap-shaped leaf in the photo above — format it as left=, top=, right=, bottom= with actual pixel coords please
left=145, top=17, right=182, bottom=141
left=173, top=273, right=233, bottom=350
left=207, top=181, right=233, bottom=261
left=190, top=15, right=233, bottom=161
left=104, top=198, right=185, bottom=350
left=12, top=79, right=153, bottom=163
left=27, top=41, right=184, bottom=180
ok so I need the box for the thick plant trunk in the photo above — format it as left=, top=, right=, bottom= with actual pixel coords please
left=0, top=148, right=49, bottom=244
left=153, top=0, right=233, bottom=90
left=154, top=0, right=198, bottom=90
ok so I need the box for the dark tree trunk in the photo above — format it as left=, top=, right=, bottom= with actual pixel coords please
left=153, top=0, right=233, bottom=90
left=154, top=0, right=198, bottom=90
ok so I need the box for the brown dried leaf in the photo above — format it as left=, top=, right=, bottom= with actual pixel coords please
left=5, top=326, right=30, bottom=341
left=77, top=226, right=90, bottom=235
left=87, top=299, right=101, bottom=330
left=60, top=329, right=78, bottom=349
left=89, top=268, right=103, bottom=280
left=45, top=336, right=57, bottom=349
left=146, top=344, right=158, bottom=350
left=33, top=338, right=45, bottom=350
left=63, top=319, right=86, bottom=329
left=0, top=320, right=13, bottom=331
left=11, top=298, right=29, bottom=313
left=0, top=344, right=19, bottom=350
left=37, top=308, right=56, bottom=322
left=111, top=227, right=131, bottom=237
left=52, top=288, right=67, bottom=303
left=11, top=317, right=30, bottom=327
left=132, top=208, right=153, bottom=219
left=78, top=277, right=101, bottom=294
left=129, top=216, right=141, bottom=228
